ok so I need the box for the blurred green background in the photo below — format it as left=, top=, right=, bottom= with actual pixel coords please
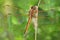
left=0, top=0, right=60, bottom=40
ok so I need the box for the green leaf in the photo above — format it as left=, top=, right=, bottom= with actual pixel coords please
left=12, top=16, right=18, bottom=24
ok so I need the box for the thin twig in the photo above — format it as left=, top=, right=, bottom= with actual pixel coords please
left=35, top=0, right=41, bottom=40
left=38, top=0, right=41, bottom=6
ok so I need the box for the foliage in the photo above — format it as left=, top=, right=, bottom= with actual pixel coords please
left=0, top=0, right=60, bottom=40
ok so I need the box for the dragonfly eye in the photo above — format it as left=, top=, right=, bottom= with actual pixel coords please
left=31, top=6, right=36, bottom=10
